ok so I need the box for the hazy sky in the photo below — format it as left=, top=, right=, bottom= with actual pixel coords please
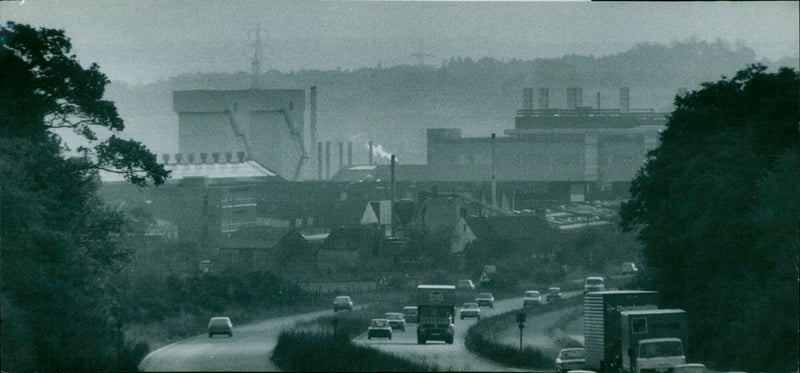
left=1, top=1, right=797, bottom=84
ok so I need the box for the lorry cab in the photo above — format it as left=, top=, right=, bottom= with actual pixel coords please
left=628, top=337, right=686, bottom=373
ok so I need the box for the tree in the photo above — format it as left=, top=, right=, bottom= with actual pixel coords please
left=1, top=22, right=169, bottom=371
left=620, top=64, right=798, bottom=371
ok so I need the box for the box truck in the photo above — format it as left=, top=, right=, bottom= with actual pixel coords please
left=416, top=284, right=455, bottom=344
left=584, top=290, right=660, bottom=371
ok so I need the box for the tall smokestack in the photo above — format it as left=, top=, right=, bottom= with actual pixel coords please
left=310, top=86, right=317, bottom=166
left=391, top=154, right=396, bottom=236
left=368, top=141, right=373, bottom=165
left=619, top=87, right=630, bottom=113
left=538, top=88, right=549, bottom=110
left=317, top=142, right=323, bottom=179
left=523, top=88, right=533, bottom=111
left=325, top=141, right=331, bottom=179
left=491, top=133, right=496, bottom=209
left=348, top=142, right=353, bottom=166
left=596, top=92, right=601, bottom=109
left=338, top=141, right=343, bottom=171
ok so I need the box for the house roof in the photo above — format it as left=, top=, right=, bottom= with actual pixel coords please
left=218, top=226, right=293, bottom=250
left=320, top=226, right=383, bottom=251
left=99, top=159, right=282, bottom=184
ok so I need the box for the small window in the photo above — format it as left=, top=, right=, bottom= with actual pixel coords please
left=632, top=317, right=647, bottom=334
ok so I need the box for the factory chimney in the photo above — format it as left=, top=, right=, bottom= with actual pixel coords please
left=567, top=87, right=583, bottom=110
left=325, top=141, right=331, bottom=179
left=596, top=92, right=601, bottom=109
left=619, top=87, right=630, bottom=113
left=368, top=141, right=374, bottom=165
left=317, top=142, right=323, bottom=179
left=310, top=86, right=317, bottom=165
left=348, top=142, right=353, bottom=166
left=338, top=141, right=344, bottom=171
left=538, top=88, right=549, bottom=110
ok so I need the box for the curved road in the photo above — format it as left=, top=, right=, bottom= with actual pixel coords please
left=140, top=293, right=580, bottom=371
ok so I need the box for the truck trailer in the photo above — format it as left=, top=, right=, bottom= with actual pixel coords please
left=621, top=309, right=688, bottom=373
left=584, top=290, right=660, bottom=371
left=416, top=285, right=456, bottom=344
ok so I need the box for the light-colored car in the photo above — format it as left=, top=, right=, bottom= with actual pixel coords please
left=555, top=347, right=586, bottom=373
left=403, top=306, right=418, bottom=323
left=584, top=276, right=605, bottom=293
left=456, top=279, right=476, bottom=290
left=367, top=319, right=392, bottom=340
left=523, top=290, right=546, bottom=307
left=475, top=292, right=495, bottom=308
left=459, top=302, right=481, bottom=319
left=385, top=312, right=406, bottom=332
left=621, top=262, right=639, bottom=275
left=671, top=363, right=707, bottom=373
left=208, top=316, right=233, bottom=338
left=548, top=287, right=563, bottom=301
left=333, top=295, right=353, bottom=312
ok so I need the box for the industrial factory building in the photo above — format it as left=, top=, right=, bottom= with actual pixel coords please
left=173, top=89, right=309, bottom=181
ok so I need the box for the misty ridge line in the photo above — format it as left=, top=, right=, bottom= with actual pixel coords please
left=102, top=40, right=799, bottom=163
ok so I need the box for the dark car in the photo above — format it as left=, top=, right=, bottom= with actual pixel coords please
left=547, top=287, right=563, bottom=301
left=208, top=316, right=233, bottom=338
left=385, top=312, right=406, bottom=332
left=333, top=295, right=353, bottom=312
left=475, top=292, right=495, bottom=308
left=403, top=306, right=418, bottom=324
left=367, top=319, right=392, bottom=340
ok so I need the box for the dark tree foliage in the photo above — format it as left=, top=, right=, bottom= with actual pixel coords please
left=620, top=65, right=798, bottom=372
left=1, top=22, right=169, bottom=371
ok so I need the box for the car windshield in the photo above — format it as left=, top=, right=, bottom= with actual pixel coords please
left=477, top=293, right=492, bottom=298
left=586, top=278, right=603, bottom=285
left=335, top=296, right=350, bottom=302
left=458, top=280, right=472, bottom=286
left=403, top=308, right=417, bottom=315
left=386, top=313, right=403, bottom=320
left=525, top=291, right=540, bottom=297
left=462, top=303, right=478, bottom=309
left=561, top=349, right=586, bottom=359
left=549, top=288, right=560, bottom=292
left=209, top=318, right=229, bottom=326
left=371, top=319, right=389, bottom=327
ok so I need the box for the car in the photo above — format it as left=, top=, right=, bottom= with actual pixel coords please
left=475, top=292, right=495, bottom=308
left=208, top=316, right=233, bottom=338
left=555, top=347, right=586, bottom=373
left=523, top=290, right=546, bottom=307
left=671, top=363, right=707, bottom=373
left=403, top=306, right=418, bottom=324
left=621, top=262, right=639, bottom=275
left=367, top=319, right=392, bottom=340
left=459, top=302, right=481, bottom=319
left=456, top=279, right=476, bottom=290
left=333, top=295, right=353, bottom=312
left=584, top=276, right=605, bottom=293
left=385, top=312, right=406, bottom=332
left=547, top=286, right=563, bottom=301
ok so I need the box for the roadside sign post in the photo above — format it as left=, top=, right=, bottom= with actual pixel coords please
left=516, top=312, right=526, bottom=353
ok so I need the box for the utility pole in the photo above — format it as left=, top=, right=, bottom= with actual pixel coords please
left=491, top=133, right=497, bottom=209
left=391, top=154, right=396, bottom=237
left=248, top=25, right=266, bottom=89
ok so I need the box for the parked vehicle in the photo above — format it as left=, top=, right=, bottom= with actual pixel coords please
left=621, top=310, right=688, bottom=373
left=523, top=290, right=546, bottom=307
left=403, top=306, right=418, bottom=324
left=208, top=316, right=233, bottom=338
left=459, top=302, right=481, bottom=319
left=548, top=286, right=563, bottom=301
left=475, top=292, right=495, bottom=308
left=416, top=285, right=455, bottom=344
left=584, top=276, right=606, bottom=293
left=385, top=312, right=406, bottom=332
left=556, top=348, right=587, bottom=373
left=333, top=295, right=353, bottom=312
left=367, top=319, right=392, bottom=340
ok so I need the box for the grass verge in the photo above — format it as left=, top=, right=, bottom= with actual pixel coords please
left=464, top=296, right=583, bottom=370
left=271, top=295, right=440, bottom=372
